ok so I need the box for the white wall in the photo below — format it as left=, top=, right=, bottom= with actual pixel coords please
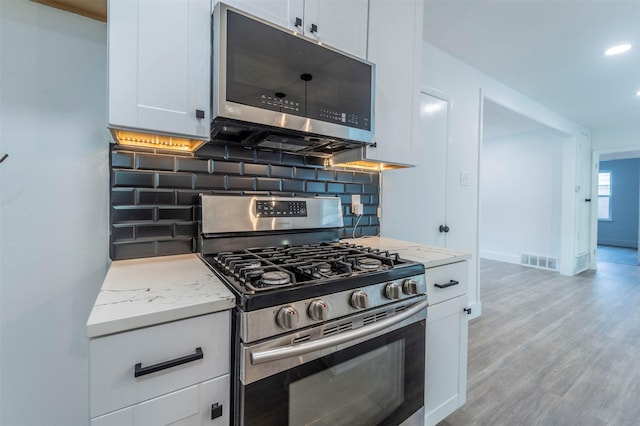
left=382, top=42, right=590, bottom=317
left=592, top=128, right=640, bottom=153
left=0, top=2, right=109, bottom=425
left=480, top=132, right=563, bottom=265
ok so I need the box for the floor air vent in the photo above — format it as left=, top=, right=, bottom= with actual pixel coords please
left=521, top=253, right=557, bottom=271
left=575, top=252, right=591, bottom=272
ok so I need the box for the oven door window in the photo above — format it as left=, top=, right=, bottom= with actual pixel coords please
left=241, top=321, right=424, bottom=426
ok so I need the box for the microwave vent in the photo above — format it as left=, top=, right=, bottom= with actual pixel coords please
left=206, top=117, right=369, bottom=157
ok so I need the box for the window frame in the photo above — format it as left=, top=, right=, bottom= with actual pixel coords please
left=597, top=170, right=612, bottom=221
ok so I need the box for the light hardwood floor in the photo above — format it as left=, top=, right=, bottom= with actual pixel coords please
left=439, top=259, right=640, bottom=426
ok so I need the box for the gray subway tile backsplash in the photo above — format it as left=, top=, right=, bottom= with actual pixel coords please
left=270, top=165, right=293, bottom=178
left=157, top=172, right=193, bottom=189
left=195, top=174, right=226, bottom=189
left=112, top=151, right=134, bottom=169
left=109, top=145, right=380, bottom=260
left=256, top=178, right=282, bottom=191
left=212, top=160, right=241, bottom=175
left=243, top=163, right=268, bottom=176
left=136, top=153, right=174, bottom=171
left=113, top=170, right=154, bottom=188
left=176, top=157, right=210, bottom=173
left=305, top=181, right=326, bottom=193
left=111, top=188, right=135, bottom=205
left=316, top=169, right=335, bottom=181
left=136, top=224, right=173, bottom=239
left=138, top=189, right=175, bottom=206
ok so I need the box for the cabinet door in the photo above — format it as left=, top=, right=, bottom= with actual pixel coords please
left=108, top=0, right=210, bottom=139
left=91, top=375, right=230, bottom=426
left=304, top=0, right=368, bottom=58
left=226, top=0, right=304, bottom=30
left=425, top=295, right=468, bottom=426
left=367, top=0, right=423, bottom=165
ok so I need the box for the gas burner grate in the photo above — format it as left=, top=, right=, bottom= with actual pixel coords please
left=206, top=242, right=411, bottom=293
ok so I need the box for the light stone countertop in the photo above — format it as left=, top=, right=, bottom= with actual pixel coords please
left=343, top=236, right=471, bottom=268
left=87, top=239, right=469, bottom=338
left=86, top=254, right=235, bottom=338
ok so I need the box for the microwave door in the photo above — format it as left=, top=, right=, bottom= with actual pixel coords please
left=226, top=10, right=307, bottom=117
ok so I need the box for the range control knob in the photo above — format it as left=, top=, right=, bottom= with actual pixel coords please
left=276, top=306, right=299, bottom=330
left=350, top=290, right=369, bottom=310
left=403, top=279, right=420, bottom=295
left=308, top=300, right=329, bottom=321
left=384, top=283, right=402, bottom=300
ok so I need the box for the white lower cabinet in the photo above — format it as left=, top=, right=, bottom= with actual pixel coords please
left=89, top=312, right=230, bottom=425
left=91, top=375, right=230, bottom=426
left=425, top=262, right=469, bottom=426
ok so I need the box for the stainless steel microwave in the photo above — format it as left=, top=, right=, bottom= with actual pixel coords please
left=211, top=3, right=375, bottom=156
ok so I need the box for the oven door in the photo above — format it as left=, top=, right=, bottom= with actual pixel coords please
left=237, top=299, right=427, bottom=426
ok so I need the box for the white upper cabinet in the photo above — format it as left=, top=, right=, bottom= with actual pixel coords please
left=225, top=0, right=368, bottom=58
left=224, top=0, right=304, bottom=31
left=108, top=0, right=211, bottom=139
left=366, top=0, right=423, bottom=165
left=303, top=0, right=368, bottom=58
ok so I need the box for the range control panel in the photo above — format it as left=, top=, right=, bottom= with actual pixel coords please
left=256, top=200, right=308, bottom=217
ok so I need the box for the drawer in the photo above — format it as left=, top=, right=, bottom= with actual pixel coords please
left=426, top=261, right=468, bottom=305
left=91, top=374, right=230, bottom=426
left=90, top=311, right=230, bottom=417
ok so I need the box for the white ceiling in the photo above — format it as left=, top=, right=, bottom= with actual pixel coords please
left=422, top=0, right=640, bottom=134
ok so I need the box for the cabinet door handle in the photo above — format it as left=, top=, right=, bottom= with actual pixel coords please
left=434, top=279, right=459, bottom=289
left=195, top=109, right=205, bottom=119
left=439, top=225, right=450, bottom=233
left=134, top=347, right=203, bottom=378
left=295, top=17, right=302, bottom=27
left=0, top=153, right=8, bottom=164
left=310, top=23, right=318, bottom=33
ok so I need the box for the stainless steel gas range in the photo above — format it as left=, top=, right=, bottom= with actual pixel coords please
left=199, top=195, right=427, bottom=426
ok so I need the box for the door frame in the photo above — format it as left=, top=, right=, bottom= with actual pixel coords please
left=591, top=149, right=640, bottom=266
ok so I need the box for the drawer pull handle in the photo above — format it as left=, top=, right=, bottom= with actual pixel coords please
left=434, top=280, right=459, bottom=289
left=211, top=403, right=223, bottom=420
left=134, top=347, right=203, bottom=378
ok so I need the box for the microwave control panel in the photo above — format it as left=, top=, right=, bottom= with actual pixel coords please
left=256, top=200, right=308, bottom=217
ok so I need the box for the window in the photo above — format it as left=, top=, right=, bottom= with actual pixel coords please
left=598, top=171, right=612, bottom=220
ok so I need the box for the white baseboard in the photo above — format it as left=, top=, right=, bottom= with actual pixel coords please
left=479, top=250, right=520, bottom=264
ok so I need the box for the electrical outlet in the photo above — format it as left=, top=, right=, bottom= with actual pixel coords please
left=351, top=195, right=362, bottom=215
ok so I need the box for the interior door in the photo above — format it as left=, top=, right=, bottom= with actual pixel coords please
left=575, top=132, right=592, bottom=271
left=381, top=91, right=449, bottom=247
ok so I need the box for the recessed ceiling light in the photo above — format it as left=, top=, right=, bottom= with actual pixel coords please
left=636, top=90, right=640, bottom=96
left=605, top=44, right=632, bottom=56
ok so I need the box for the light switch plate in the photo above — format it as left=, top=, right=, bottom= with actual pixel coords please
left=460, top=171, right=472, bottom=186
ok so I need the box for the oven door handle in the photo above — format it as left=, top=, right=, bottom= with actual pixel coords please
left=250, top=299, right=428, bottom=365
